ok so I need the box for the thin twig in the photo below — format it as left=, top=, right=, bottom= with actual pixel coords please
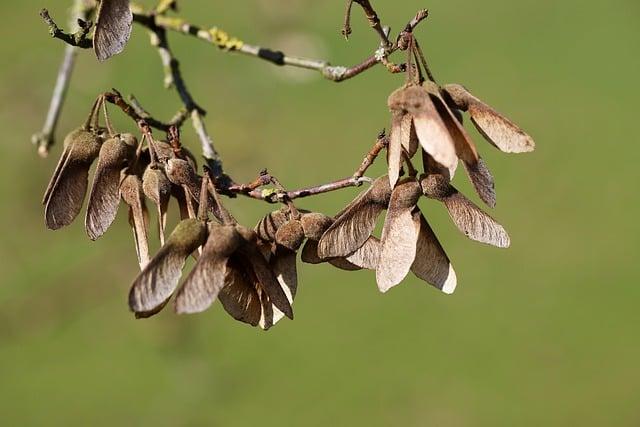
left=32, top=1, right=93, bottom=156
left=40, top=5, right=430, bottom=83
left=354, top=130, right=389, bottom=178
left=351, top=0, right=392, bottom=47
left=103, top=90, right=177, bottom=131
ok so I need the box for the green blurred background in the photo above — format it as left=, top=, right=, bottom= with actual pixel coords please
left=1, top=0, right=639, bottom=425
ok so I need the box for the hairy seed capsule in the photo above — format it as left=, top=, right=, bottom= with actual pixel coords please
left=300, top=212, right=333, bottom=241
left=275, top=219, right=305, bottom=251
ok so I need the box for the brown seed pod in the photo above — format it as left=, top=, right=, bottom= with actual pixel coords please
left=174, top=224, right=243, bottom=314
left=255, top=207, right=290, bottom=242
left=166, top=158, right=199, bottom=192
left=300, top=212, right=333, bottom=241
left=120, top=173, right=151, bottom=269
left=94, top=0, right=133, bottom=61
left=318, top=176, right=391, bottom=259
left=420, top=174, right=510, bottom=248
left=142, top=166, right=172, bottom=245
left=376, top=180, right=422, bottom=292
left=443, top=84, right=535, bottom=153
left=85, top=133, right=137, bottom=240
left=128, top=218, right=208, bottom=317
left=388, top=85, right=458, bottom=171
left=44, top=127, right=102, bottom=230
left=410, top=213, right=457, bottom=294
left=275, top=219, right=305, bottom=251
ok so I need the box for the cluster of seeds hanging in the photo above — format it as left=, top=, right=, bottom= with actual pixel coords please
left=42, top=26, right=534, bottom=330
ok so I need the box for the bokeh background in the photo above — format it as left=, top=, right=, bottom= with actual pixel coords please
left=1, top=0, right=639, bottom=425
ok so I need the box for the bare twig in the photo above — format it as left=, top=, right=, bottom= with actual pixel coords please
left=40, top=4, right=430, bottom=84
left=103, top=90, right=178, bottom=131
left=32, top=1, right=94, bottom=156
left=235, top=176, right=372, bottom=204
left=354, top=130, right=389, bottom=178
left=39, top=8, right=93, bottom=48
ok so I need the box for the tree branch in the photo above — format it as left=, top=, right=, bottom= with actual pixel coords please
left=32, top=1, right=94, bottom=157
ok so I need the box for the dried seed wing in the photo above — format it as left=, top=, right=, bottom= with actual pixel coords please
left=171, top=185, right=191, bottom=221
left=387, top=110, right=405, bottom=188
left=85, top=136, right=135, bottom=240
left=219, top=257, right=262, bottom=327
left=85, top=161, right=122, bottom=240
left=345, top=236, right=381, bottom=270
left=258, top=287, right=274, bottom=331
left=422, top=150, right=456, bottom=181
left=443, top=190, right=510, bottom=248
left=174, top=224, right=242, bottom=314
left=270, top=247, right=298, bottom=325
left=44, top=129, right=101, bottom=229
left=375, top=182, right=422, bottom=293
left=239, top=242, right=293, bottom=320
left=443, top=84, right=535, bottom=153
left=43, top=143, right=72, bottom=205
left=425, top=81, right=479, bottom=166
left=301, top=240, right=323, bottom=264
left=463, top=157, right=496, bottom=208
left=121, top=174, right=151, bottom=269
left=328, top=258, right=362, bottom=271
left=143, top=167, right=172, bottom=245
left=94, top=0, right=133, bottom=61
left=318, top=176, right=391, bottom=259
left=395, top=86, right=457, bottom=170
left=128, top=218, right=207, bottom=316
left=401, top=113, right=418, bottom=158
left=411, top=213, right=457, bottom=294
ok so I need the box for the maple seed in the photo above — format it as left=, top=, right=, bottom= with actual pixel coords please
left=44, top=127, right=102, bottom=230
left=94, top=0, right=133, bottom=61
left=85, top=133, right=137, bottom=240
left=128, top=218, right=208, bottom=317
